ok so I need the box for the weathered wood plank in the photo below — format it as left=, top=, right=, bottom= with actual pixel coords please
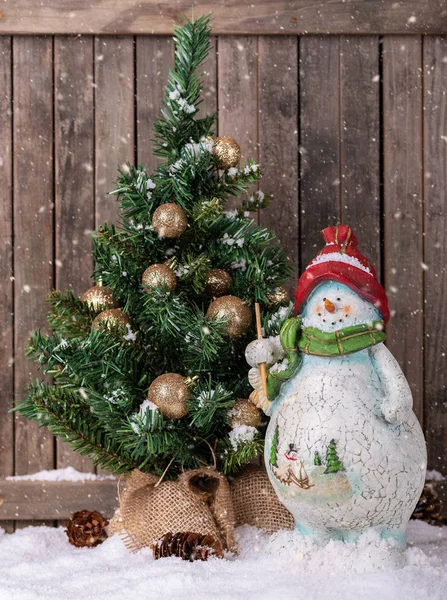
left=299, top=36, right=341, bottom=269
left=95, top=36, right=135, bottom=226
left=0, top=1, right=446, bottom=35
left=54, top=36, right=95, bottom=472
left=0, top=480, right=118, bottom=521
left=423, top=36, right=447, bottom=472
left=0, top=477, right=443, bottom=523
left=0, top=36, right=15, bottom=533
left=383, top=36, right=423, bottom=423
left=13, top=36, right=55, bottom=476
left=340, top=36, right=381, bottom=275
left=218, top=36, right=258, bottom=212
left=218, top=36, right=258, bottom=161
left=136, top=36, right=172, bottom=171
left=258, top=36, right=299, bottom=297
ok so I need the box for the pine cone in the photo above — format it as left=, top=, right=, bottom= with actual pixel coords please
left=152, top=532, right=224, bottom=561
left=411, top=482, right=446, bottom=527
left=65, top=510, right=109, bottom=548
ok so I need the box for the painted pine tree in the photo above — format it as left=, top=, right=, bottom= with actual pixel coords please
left=324, top=439, right=345, bottom=474
left=269, top=425, right=279, bottom=467
left=314, top=451, right=322, bottom=466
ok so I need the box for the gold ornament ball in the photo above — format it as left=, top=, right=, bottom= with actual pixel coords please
left=206, top=295, right=252, bottom=340
left=91, top=308, right=131, bottom=332
left=213, top=136, right=241, bottom=170
left=228, top=398, right=262, bottom=429
left=148, top=373, right=190, bottom=419
left=152, top=203, right=188, bottom=238
left=142, top=264, right=177, bottom=292
left=266, top=286, right=289, bottom=307
left=81, top=284, right=117, bottom=310
left=205, top=269, right=232, bottom=297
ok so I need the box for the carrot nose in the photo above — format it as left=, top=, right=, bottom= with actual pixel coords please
left=324, top=298, right=336, bottom=313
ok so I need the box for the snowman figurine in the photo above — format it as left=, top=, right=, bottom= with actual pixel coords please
left=246, top=225, right=426, bottom=552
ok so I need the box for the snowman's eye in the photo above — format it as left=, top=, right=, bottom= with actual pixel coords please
left=336, top=298, right=341, bottom=301
left=323, top=298, right=326, bottom=301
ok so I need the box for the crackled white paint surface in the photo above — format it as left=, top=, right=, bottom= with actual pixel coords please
left=261, top=282, right=427, bottom=546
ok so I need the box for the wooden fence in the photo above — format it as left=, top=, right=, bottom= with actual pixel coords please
left=1, top=1, right=447, bottom=525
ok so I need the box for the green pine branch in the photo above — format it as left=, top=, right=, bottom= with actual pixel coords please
left=45, top=290, right=96, bottom=338
left=16, top=381, right=136, bottom=474
left=221, top=435, right=265, bottom=475
left=153, top=15, right=215, bottom=160
left=188, top=378, right=234, bottom=435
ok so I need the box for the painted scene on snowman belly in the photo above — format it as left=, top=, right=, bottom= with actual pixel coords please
left=268, top=425, right=353, bottom=504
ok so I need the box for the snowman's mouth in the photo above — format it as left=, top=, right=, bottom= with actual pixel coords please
left=318, top=314, right=349, bottom=322
left=315, top=314, right=351, bottom=330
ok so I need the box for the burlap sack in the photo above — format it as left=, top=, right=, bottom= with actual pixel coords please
left=111, top=468, right=237, bottom=553
left=178, top=467, right=236, bottom=552
left=230, top=464, right=294, bottom=534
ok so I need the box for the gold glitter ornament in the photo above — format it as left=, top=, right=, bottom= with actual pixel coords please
left=205, top=269, right=232, bottom=297
left=81, top=283, right=117, bottom=310
left=228, top=398, right=262, bottom=429
left=213, top=136, right=241, bottom=170
left=142, top=264, right=177, bottom=292
left=152, top=203, right=188, bottom=238
left=206, top=295, right=252, bottom=340
left=148, top=373, right=191, bottom=419
left=266, top=286, right=289, bottom=307
left=91, top=308, right=131, bottom=332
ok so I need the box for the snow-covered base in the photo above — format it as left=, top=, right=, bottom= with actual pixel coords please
left=1, top=522, right=446, bottom=600
left=6, top=467, right=115, bottom=482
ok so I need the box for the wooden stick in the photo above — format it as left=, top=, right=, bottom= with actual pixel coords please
left=254, top=303, right=268, bottom=399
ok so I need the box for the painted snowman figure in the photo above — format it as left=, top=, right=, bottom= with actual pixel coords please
left=246, top=225, right=426, bottom=553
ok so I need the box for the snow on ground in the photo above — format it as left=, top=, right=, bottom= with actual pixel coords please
left=0, top=521, right=446, bottom=600
left=6, top=467, right=115, bottom=482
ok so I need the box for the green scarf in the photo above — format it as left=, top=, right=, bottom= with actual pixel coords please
left=299, top=320, right=386, bottom=357
left=265, top=317, right=386, bottom=401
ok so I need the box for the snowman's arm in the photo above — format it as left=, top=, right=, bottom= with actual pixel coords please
left=246, top=337, right=286, bottom=416
left=246, top=317, right=302, bottom=414
left=369, top=343, right=413, bottom=424
left=248, top=369, right=275, bottom=416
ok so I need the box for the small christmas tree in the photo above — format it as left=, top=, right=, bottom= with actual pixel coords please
left=16, top=16, right=291, bottom=478
left=314, top=451, right=322, bottom=466
left=324, top=439, right=345, bottom=474
left=269, top=425, right=279, bottom=467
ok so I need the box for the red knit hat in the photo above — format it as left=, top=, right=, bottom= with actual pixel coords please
left=295, top=225, right=390, bottom=324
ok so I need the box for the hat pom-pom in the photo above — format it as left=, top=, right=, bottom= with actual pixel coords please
left=320, top=225, right=358, bottom=248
